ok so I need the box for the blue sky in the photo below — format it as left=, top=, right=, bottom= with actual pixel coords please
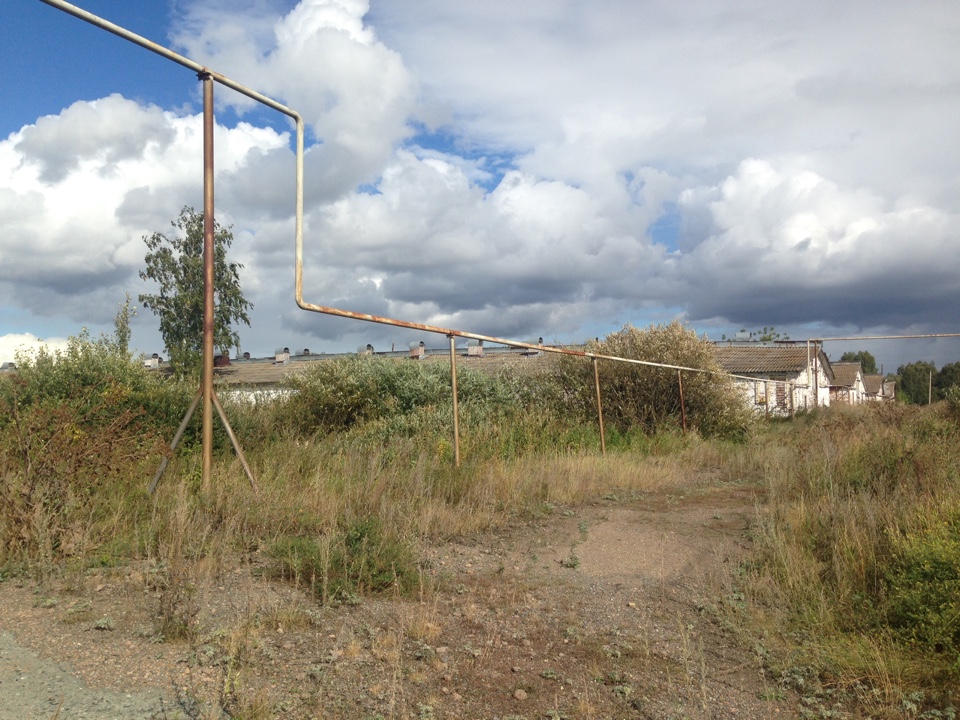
left=3, top=2, right=185, bottom=128
left=2, top=0, right=960, bottom=371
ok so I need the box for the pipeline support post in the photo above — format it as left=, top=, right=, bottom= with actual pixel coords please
left=201, top=72, right=215, bottom=493
left=677, top=370, right=687, bottom=435
left=448, top=335, right=461, bottom=467
left=593, top=357, right=606, bottom=456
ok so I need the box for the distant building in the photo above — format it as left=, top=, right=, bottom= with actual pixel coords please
left=829, top=362, right=866, bottom=404
left=863, top=373, right=896, bottom=402
left=714, top=343, right=834, bottom=415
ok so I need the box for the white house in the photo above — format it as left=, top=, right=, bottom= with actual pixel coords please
left=863, top=373, right=896, bottom=402
left=829, top=362, right=867, bottom=404
left=714, top=343, right=834, bottom=416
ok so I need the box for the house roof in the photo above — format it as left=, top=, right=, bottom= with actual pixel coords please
left=863, top=374, right=885, bottom=395
left=213, top=358, right=310, bottom=386
left=830, top=362, right=862, bottom=388
left=713, top=345, right=821, bottom=374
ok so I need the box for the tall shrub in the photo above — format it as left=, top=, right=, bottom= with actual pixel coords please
left=556, top=322, right=752, bottom=440
left=278, top=355, right=531, bottom=437
left=746, top=402, right=960, bottom=698
left=0, top=331, right=185, bottom=565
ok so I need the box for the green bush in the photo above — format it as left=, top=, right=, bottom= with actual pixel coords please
left=944, top=385, right=960, bottom=422
left=279, top=355, right=438, bottom=434
left=0, top=329, right=193, bottom=438
left=886, top=512, right=960, bottom=658
left=278, top=355, right=533, bottom=437
left=0, top=331, right=186, bottom=566
left=555, top=322, right=753, bottom=440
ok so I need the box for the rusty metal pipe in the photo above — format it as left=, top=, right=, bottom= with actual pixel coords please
left=41, top=0, right=788, bottom=478
left=811, top=333, right=960, bottom=341
left=37, top=1, right=302, bottom=119
left=211, top=391, right=259, bottom=492
left=677, top=370, right=687, bottom=435
left=38, top=0, right=728, bottom=382
left=449, top=336, right=461, bottom=467
left=201, top=74, right=215, bottom=492
left=40, top=2, right=960, bottom=397
left=593, top=357, right=605, bottom=456
left=294, top=289, right=725, bottom=375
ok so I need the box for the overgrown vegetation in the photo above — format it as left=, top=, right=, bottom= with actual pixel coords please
left=2, top=323, right=959, bottom=715
left=557, top=321, right=754, bottom=440
left=741, top=402, right=960, bottom=713
left=0, top=330, right=189, bottom=570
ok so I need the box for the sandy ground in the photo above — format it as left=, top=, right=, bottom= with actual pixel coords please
left=0, top=483, right=797, bottom=719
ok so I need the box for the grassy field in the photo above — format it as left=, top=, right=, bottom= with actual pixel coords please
left=1, top=329, right=958, bottom=716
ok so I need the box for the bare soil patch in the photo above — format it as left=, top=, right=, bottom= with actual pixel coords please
left=0, top=482, right=796, bottom=719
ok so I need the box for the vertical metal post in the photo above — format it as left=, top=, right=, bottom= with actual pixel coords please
left=201, top=73, right=215, bottom=492
left=593, top=357, right=606, bottom=456
left=448, top=336, right=461, bottom=467
left=677, top=370, right=687, bottom=435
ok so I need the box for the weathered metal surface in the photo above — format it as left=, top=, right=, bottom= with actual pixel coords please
left=593, top=357, right=605, bottom=456
left=449, top=336, right=461, bottom=467
left=202, top=74, right=215, bottom=490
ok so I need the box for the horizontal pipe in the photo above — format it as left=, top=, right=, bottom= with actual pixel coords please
left=294, top=295, right=723, bottom=375
left=810, top=333, right=960, bottom=342
left=38, top=0, right=302, bottom=122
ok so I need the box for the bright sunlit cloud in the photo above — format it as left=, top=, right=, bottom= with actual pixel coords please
left=0, top=333, right=70, bottom=364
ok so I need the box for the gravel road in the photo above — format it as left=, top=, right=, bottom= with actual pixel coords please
left=0, top=632, right=167, bottom=720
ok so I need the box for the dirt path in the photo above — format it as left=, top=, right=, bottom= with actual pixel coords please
left=0, top=485, right=794, bottom=719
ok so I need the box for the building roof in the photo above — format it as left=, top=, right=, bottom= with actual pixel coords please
left=213, top=358, right=309, bottom=386
left=830, top=362, right=862, bottom=388
left=863, top=374, right=885, bottom=395
left=713, top=345, right=820, bottom=374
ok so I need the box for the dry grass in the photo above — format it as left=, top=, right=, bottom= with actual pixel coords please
left=6, top=335, right=960, bottom=716
left=736, top=403, right=960, bottom=714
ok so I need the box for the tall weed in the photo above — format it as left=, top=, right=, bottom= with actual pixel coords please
left=555, top=322, right=753, bottom=440
left=0, top=333, right=183, bottom=567
left=743, top=402, right=960, bottom=703
left=277, top=354, right=534, bottom=438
